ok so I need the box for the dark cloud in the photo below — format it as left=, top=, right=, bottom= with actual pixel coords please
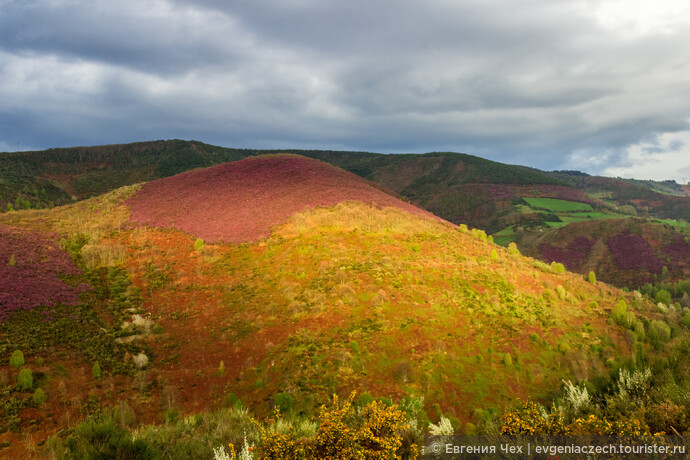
left=1, top=0, right=689, bottom=180
left=0, top=0, right=249, bottom=74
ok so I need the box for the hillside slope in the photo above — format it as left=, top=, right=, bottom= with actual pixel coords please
left=549, top=172, right=690, bottom=222
left=520, top=218, right=690, bottom=288
left=0, top=140, right=251, bottom=210
left=1, top=157, right=673, bottom=456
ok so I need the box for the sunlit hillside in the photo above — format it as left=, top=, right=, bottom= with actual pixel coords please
left=0, top=155, right=683, bottom=458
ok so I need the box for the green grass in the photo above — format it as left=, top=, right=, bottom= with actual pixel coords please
left=570, top=212, right=621, bottom=219
left=522, top=197, right=593, bottom=213
left=545, top=221, right=568, bottom=228
left=653, top=218, right=690, bottom=229
left=492, top=226, right=517, bottom=246
left=650, top=188, right=686, bottom=196
left=547, top=213, right=624, bottom=226
left=493, top=226, right=516, bottom=236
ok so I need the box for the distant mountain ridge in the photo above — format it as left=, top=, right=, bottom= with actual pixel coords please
left=2, top=139, right=686, bottom=215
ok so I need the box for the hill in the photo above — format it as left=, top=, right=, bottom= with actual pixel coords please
left=0, top=140, right=250, bottom=210
left=3, top=140, right=689, bottom=294
left=126, top=155, right=436, bottom=243
left=0, top=141, right=564, bottom=219
left=519, top=218, right=690, bottom=288
left=3, top=141, right=688, bottom=226
left=0, top=156, right=675, bottom=457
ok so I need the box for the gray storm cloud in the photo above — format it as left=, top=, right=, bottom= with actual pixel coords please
left=1, top=0, right=689, bottom=180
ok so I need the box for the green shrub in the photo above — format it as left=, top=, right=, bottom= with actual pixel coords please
left=224, top=392, right=243, bottom=409
left=9, top=350, right=24, bottom=369
left=458, top=224, right=468, bottom=233
left=470, top=228, right=487, bottom=241
left=556, top=285, right=567, bottom=300
left=349, top=341, right=360, bottom=354
left=8, top=254, right=15, bottom=266
left=378, top=396, right=393, bottom=407
left=656, top=289, right=672, bottom=306
left=551, top=261, right=565, bottom=274
left=193, top=238, right=205, bottom=251
left=92, top=362, right=101, bottom=379
left=356, top=393, right=375, bottom=407
left=32, top=388, right=47, bottom=406
left=621, top=311, right=637, bottom=329
left=508, top=242, right=520, bottom=255
left=682, top=312, right=690, bottom=329
left=275, top=393, right=296, bottom=414
left=610, top=300, right=628, bottom=326
left=17, top=368, right=33, bottom=390
left=588, top=271, right=596, bottom=284
left=648, top=320, right=671, bottom=344
left=113, top=401, right=137, bottom=428
left=490, top=249, right=498, bottom=260
left=503, top=353, right=513, bottom=366
left=533, top=260, right=551, bottom=272
left=73, top=415, right=156, bottom=459
left=529, top=333, right=540, bottom=342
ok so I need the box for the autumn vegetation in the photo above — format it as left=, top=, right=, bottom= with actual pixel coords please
left=1, top=152, right=690, bottom=458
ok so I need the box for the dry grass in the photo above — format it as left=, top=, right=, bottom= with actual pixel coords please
left=275, top=201, right=453, bottom=238
left=48, top=184, right=139, bottom=239
left=81, top=242, right=127, bottom=269
left=2, top=184, right=140, bottom=243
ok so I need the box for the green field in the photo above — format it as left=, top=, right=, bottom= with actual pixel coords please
left=508, top=200, right=626, bottom=231
left=522, top=197, right=594, bottom=212
left=653, top=218, right=690, bottom=230
left=492, top=226, right=517, bottom=245
left=550, top=212, right=626, bottom=226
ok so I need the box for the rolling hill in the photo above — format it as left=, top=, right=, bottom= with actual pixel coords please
left=519, top=217, right=690, bottom=288
left=126, top=155, right=436, bottom=243
left=3, top=140, right=690, bottom=294
left=0, top=154, right=675, bottom=457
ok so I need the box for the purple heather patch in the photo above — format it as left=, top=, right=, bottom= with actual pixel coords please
left=539, top=235, right=595, bottom=269
left=663, top=236, right=690, bottom=261
left=607, top=231, right=663, bottom=273
left=0, top=223, right=91, bottom=321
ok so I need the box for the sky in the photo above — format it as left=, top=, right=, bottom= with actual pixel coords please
left=1, top=0, right=690, bottom=183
